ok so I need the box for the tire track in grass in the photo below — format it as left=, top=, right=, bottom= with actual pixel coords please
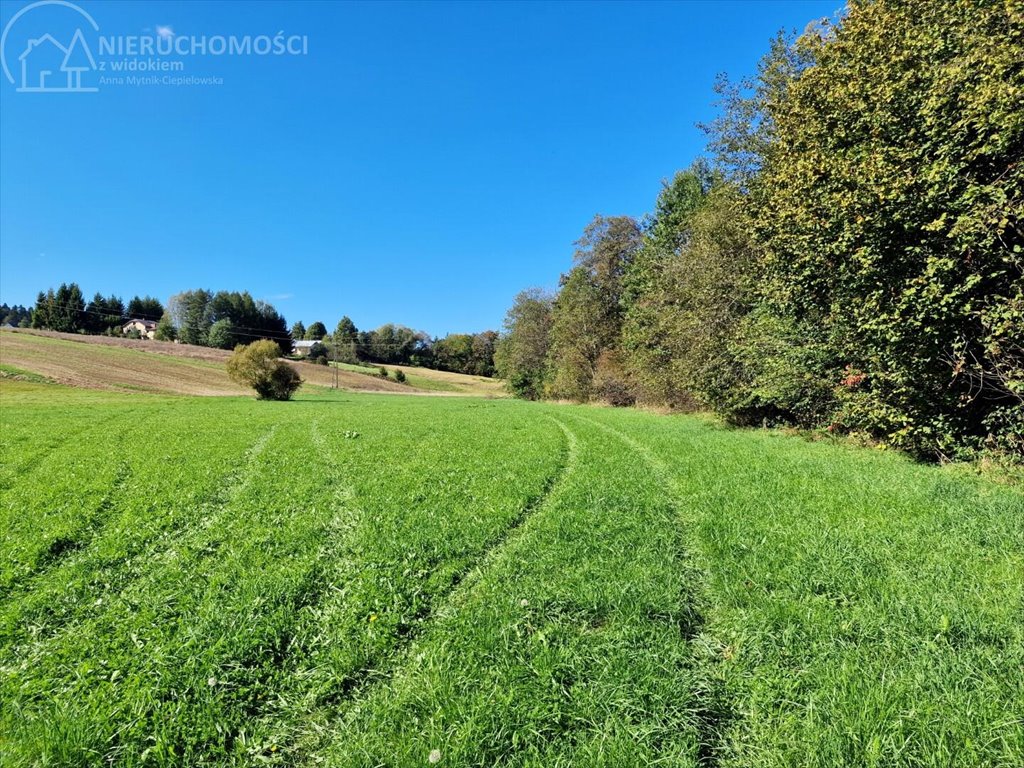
left=425, top=416, right=576, bottom=617
left=0, top=459, right=133, bottom=601
left=197, top=423, right=279, bottom=512
left=236, top=419, right=365, bottom=749
left=320, top=411, right=707, bottom=766
left=289, top=416, right=578, bottom=760
left=566, top=411, right=733, bottom=768
left=169, top=420, right=362, bottom=758
left=337, top=416, right=575, bottom=696
left=1, top=398, right=183, bottom=491
left=434, top=417, right=579, bottom=603
left=0, top=408, right=136, bottom=491
left=271, top=419, right=362, bottom=653
left=0, top=423, right=311, bottom=763
left=0, top=424, right=279, bottom=650
left=123, top=418, right=364, bottom=761
left=0, top=405, right=174, bottom=596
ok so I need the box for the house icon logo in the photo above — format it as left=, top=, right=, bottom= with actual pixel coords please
left=18, top=28, right=96, bottom=91
left=1, top=1, right=100, bottom=93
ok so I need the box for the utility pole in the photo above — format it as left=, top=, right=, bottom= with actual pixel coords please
left=332, top=339, right=339, bottom=389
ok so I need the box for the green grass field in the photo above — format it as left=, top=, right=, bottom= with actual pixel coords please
left=1, top=379, right=1022, bottom=767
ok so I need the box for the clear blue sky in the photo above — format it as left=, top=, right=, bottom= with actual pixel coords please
left=0, top=0, right=839, bottom=335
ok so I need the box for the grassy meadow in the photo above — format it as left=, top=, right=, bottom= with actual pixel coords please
left=0, top=377, right=1021, bottom=766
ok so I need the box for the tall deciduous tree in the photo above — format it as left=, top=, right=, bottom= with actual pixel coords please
left=154, top=313, right=177, bottom=341
left=361, top=324, right=429, bottom=365
left=621, top=164, right=714, bottom=405
left=208, top=318, right=235, bottom=349
left=470, top=330, right=499, bottom=377
left=433, top=333, right=475, bottom=373
left=305, top=321, right=327, bottom=340
left=168, top=289, right=213, bottom=346
left=494, top=288, right=554, bottom=400
left=546, top=215, right=642, bottom=401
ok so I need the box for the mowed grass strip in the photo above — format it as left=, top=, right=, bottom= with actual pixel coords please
left=577, top=406, right=1024, bottom=768
left=0, top=386, right=563, bottom=765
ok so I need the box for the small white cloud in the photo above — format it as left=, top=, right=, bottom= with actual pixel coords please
left=156, top=25, right=174, bottom=39
left=270, top=293, right=294, bottom=301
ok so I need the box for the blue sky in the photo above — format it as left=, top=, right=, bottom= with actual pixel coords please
left=0, top=0, right=840, bottom=335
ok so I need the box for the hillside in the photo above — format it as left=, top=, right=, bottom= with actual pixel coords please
left=333, top=360, right=506, bottom=396
left=0, top=330, right=505, bottom=397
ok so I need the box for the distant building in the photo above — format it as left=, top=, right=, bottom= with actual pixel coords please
left=293, top=339, right=318, bottom=356
left=122, top=319, right=157, bottom=339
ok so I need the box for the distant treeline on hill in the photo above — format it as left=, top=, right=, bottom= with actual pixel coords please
left=289, top=318, right=497, bottom=377
left=0, top=303, right=31, bottom=327
left=495, top=0, right=1022, bottom=462
left=20, top=284, right=498, bottom=377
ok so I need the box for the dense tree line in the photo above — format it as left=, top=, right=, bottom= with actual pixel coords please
left=292, top=316, right=499, bottom=376
left=497, top=0, right=1022, bottom=461
left=26, top=284, right=167, bottom=336
left=432, top=331, right=499, bottom=376
left=166, top=289, right=292, bottom=354
left=0, top=303, right=32, bottom=327
left=24, top=283, right=294, bottom=355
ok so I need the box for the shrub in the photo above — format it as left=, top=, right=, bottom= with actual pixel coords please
left=308, top=341, right=329, bottom=364
left=378, top=366, right=388, bottom=378
left=394, top=369, right=406, bottom=383
left=154, top=314, right=177, bottom=342
left=226, top=340, right=303, bottom=401
left=592, top=350, right=635, bottom=407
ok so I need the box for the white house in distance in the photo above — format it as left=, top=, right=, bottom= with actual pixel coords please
left=293, top=339, right=318, bottom=356
left=122, top=319, right=157, bottom=339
